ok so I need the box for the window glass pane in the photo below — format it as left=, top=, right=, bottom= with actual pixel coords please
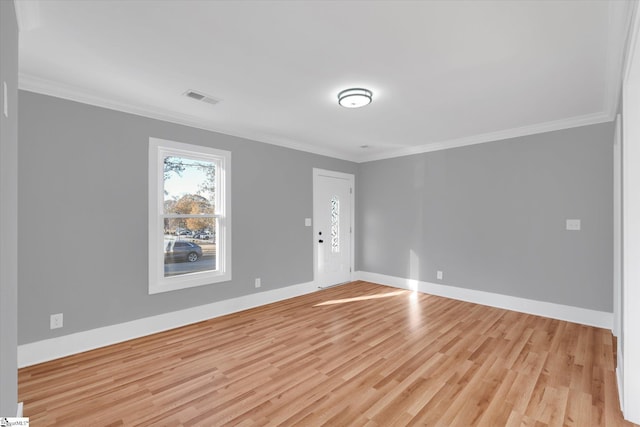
left=164, top=156, right=215, bottom=214
left=164, top=218, right=217, bottom=277
left=331, top=196, right=340, bottom=253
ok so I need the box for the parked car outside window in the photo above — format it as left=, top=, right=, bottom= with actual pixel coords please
left=165, top=240, right=202, bottom=263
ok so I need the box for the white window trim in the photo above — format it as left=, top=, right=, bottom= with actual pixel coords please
left=148, top=137, right=231, bottom=294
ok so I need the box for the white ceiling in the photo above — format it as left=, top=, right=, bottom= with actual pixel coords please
left=16, top=0, right=633, bottom=162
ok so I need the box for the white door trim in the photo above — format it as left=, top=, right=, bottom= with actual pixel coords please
left=613, top=114, right=621, bottom=338
left=313, top=168, right=355, bottom=288
left=620, top=3, right=640, bottom=423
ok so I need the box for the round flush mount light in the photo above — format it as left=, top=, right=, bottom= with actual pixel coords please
left=338, top=88, right=373, bottom=108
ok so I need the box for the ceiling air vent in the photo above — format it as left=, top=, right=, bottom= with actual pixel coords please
left=183, top=90, right=221, bottom=106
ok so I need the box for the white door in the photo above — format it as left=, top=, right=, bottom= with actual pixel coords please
left=313, top=169, right=353, bottom=288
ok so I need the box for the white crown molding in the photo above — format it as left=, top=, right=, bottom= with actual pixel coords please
left=356, top=111, right=613, bottom=163
left=355, top=271, right=613, bottom=330
left=604, top=0, right=637, bottom=120
left=20, top=72, right=615, bottom=165
left=623, top=1, right=640, bottom=85
left=18, top=73, right=360, bottom=163
left=13, top=0, right=41, bottom=32
left=18, top=280, right=319, bottom=368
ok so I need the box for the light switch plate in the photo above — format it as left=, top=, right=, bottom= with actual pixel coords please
left=305, top=218, right=312, bottom=227
left=566, top=219, right=581, bottom=231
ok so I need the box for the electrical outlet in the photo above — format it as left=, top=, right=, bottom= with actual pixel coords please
left=255, top=278, right=261, bottom=288
left=436, top=270, right=443, bottom=280
left=50, top=313, right=63, bottom=329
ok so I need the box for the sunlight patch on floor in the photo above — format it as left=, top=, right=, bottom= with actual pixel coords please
left=314, top=290, right=408, bottom=306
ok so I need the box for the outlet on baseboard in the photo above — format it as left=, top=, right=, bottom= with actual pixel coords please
left=50, top=313, right=63, bottom=329
left=255, top=278, right=261, bottom=288
left=436, top=270, right=443, bottom=280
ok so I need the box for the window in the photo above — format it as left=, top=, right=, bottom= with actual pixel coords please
left=149, top=138, right=231, bottom=294
left=330, top=195, right=340, bottom=253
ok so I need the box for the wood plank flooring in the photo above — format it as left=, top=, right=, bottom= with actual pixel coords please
left=19, top=281, right=635, bottom=426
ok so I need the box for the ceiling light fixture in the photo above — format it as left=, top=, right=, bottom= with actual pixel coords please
left=338, top=88, right=373, bottom=108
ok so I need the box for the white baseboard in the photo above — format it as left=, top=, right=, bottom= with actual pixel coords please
left=355, top=271, right=613, bottom=330
left=18, top=274, right=613, bottom=368
left=18, top=280, right=318, bottom=368
left=17, top=402, right=23, bottom=417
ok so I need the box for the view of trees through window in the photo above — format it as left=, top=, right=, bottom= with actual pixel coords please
left=163, top=156, right=217, bottom=277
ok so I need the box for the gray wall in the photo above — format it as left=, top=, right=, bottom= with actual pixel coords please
left=17, top=88, right=615, bottom=347
left=0, top=0, right=19, bottom=415
left=18, top=91, right=356, bottom=344
left=357, top=123, right=614, bottom=312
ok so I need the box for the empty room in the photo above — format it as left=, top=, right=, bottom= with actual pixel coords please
left=1, top=0, right=640, bottom=425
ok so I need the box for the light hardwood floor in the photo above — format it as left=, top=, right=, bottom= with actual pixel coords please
left=19, top=281, right=635, bottom=426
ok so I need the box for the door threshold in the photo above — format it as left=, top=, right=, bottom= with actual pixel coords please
left=318, top=281, right=351, bottom=290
